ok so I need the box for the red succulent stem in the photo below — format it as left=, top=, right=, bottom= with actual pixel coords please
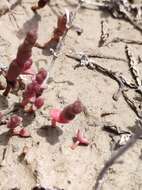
left=31, top=0, right=50, bottom=12
left=51, top=119, right=56, bottom=128
left=3, top=29, right=38, bottom=96
left=59, top=99, right=84, bottom=121
left=50, top=100, right=84, bottom=127
left=21, top=68, right=47, bottom=111
left=70, top=129, right=89, bottom=150
left=36, top=14, right=68, bottom=50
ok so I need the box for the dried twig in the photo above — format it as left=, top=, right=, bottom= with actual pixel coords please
left=93, top=124, right=142, bottom=190
left=67, top=54, right=136, bottom=100
left=66, top=52, right=127, bottom=63
left=87, top=53, right=127, bottom=63
left=1, top=0, right=22, bottom=29
left=68, top=53, right=142, bottom=118
left=121, top=6, right=142, bottom=34
left=80, top=0, right=142, bottom=34
left=122, top=91, right=142, bottom=118
left=102, top=122, right=131, bottom=136
left=98, top=20, right=109, bottom=47
left=125, top=45, right=142, bottom=93
left=0, top=0, right=22, bottom=15
left=106, top=37, right=142, bottom=46
left=80, top=0, right=110, bottom=10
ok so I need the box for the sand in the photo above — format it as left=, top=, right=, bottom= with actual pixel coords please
left=0, top=0, right=142, bottom=190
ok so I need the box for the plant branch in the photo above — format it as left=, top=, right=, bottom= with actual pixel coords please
left=46, top=1, right=82, bottom=83
left=107, top=37, right=142, bottom=46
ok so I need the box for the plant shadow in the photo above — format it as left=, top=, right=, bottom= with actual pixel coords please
left=0, top=95, right=8, bottom=109
left=16, top=13, right=41, bottom=39
left=37, top=125, right=63, bottom=145
left=0, top=131, right=10, bottom=146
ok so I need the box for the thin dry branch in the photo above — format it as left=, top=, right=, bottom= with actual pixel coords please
left=93, top=123, right=142, bottom=190
left=4, top=0, right=22, bottom=14
left=122, top=91, right=142, bottom=118
left=0, top=0, right=22, bottom=28
left=80, top=0, right=142, bottom=34
left=68, top=53, right=142, bottom=118
left=66, top=52, right=127, bottom=63
left=68, top=53, right=142, bottom=122
left=80, top=0, right=110, bottom=10
left=121, top=7, right=142, bottom=34
left=107, top=37, right=142, bottom=46
left=125, top=45, right=142, bottom=94
left=86, top=53, right=127, bottom=63
left=67, top=54, right=136, bottom=100
left=98, top=20, right=109, bottom=47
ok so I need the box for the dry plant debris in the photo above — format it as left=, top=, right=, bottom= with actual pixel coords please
left=93, top=121, right=142, bottom=190
left=98, top=20, right=109, bottom=47
left=125, top=45, right=142, bottom=93
left=80, top=0, right=142, bottom=33
left=31, top=0, right=51, bottom=13
left=106, top=37, right=142, bottom=46
left=68, top=53, right=136, bottom=100
left=68, top=53, right=142, bottom=119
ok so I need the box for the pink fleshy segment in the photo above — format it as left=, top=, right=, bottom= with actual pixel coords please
left=31, top=97, right=44, bottom=112
left=50, top=109, right=69, bottom=124
left=21, top=98, right=30, bottom=107
left=36, top=68, right=47, bottom=84
left=12, top=128, right=20, bottom=136
left=71, top=99, right=84, bottom=114
left=21, top=68, right=47, bottom=109
left=3, top=28, right=38, bottom=96
left=76, top=129, right=89, bottom=145
left=22, top=67, right=36, bottom=76
left=19, top=128, right=31, bottom=137
left=21, top=96, right=36, bottom=107
left=25, top=106, right=35, bottom=113
left=34, top=97, right=44, bottom=109
left=21, top=59, right=36, bottom=76
left=24, top=59, right=32, bottom=68
left=6, top=29, right=38, bottom=82
left=7, top=115, right=23, bottom=129
left=70, top=129, right=89, bottom=150
left=30, top=96, right=37, bottom=103
left=12, top=128, right=31, bottom=137
left=21, top=82, right=38, bottom=106
left=70, top=141, right=80, bottom=150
